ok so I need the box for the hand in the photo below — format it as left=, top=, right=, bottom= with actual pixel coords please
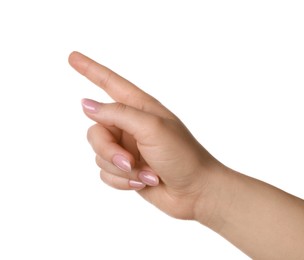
left=69, top=51, right=222, bottom=220
left=69, top=52, right=304, bottom=259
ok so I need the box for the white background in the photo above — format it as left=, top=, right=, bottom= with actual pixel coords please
left=0, top=1, right=303, bottom=259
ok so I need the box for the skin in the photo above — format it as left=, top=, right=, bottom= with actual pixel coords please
left=69, top=51, right=304, bottom=259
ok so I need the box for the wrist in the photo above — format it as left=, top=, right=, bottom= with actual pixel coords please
left=193, top=163, right=239, bottom=232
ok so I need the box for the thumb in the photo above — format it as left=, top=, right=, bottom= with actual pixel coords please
left=81, top=98, right=163, bottom=143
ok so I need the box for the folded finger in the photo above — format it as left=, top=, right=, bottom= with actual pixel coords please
left=87, top=124, right=135, bottom=172
left=100, top=170, right=146, bottom=190
left=96, top=155, right=160, bottom=187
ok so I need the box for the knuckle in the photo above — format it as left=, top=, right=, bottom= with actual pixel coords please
left=113, top=102, right=127, bottom=114
left=98, top=70, right=113, bottom=90
left=95, top=155, right=102, bottom=168
left=86, top=124, right=97, bottom=144
left=138, top=98, right=154, bottom=111
left=99, top=170, right=107, bottom=183
left=100, top=170, right=114, bottom=186
left=150, top=116, right=166, bottom=130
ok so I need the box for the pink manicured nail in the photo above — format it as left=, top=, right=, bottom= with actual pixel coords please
left=129, top=180, right=146, bottom=189
left=81, top=99, right=100, bottom=113
left=138, top=171, right=159, bottom=186
left=112, top=155, right=131, bottom=172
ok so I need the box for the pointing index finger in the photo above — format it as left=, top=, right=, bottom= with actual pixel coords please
left=68, top=51, right=158, bottom=111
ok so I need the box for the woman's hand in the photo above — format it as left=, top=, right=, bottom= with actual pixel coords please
left=69, top=51, right=304, bottom=259
left=69, top=51, right=221, bottom=220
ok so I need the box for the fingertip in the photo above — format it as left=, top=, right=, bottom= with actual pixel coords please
left=138, top=171, right=160, bottom=186
left=81, top=98, right=100, bottom=113
left=68, top=51, right=80, bottom=65
left=129, top=180, right=146, bottom=190
left=100, top=170, right=145, bottom=191
left=68, top=51, right=89, bottom=74
left=112, top=154, right=132, bottom=173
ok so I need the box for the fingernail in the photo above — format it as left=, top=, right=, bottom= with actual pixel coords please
left=138, top=171, right=159, bottom=186
left=81, top=99, right=100, bottom=113
left=129, top=180, right=146, bottom=189
left=112, top=155, right=131, bottom=172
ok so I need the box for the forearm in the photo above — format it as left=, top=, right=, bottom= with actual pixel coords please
left=196, top=166, right=304, bottom=259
